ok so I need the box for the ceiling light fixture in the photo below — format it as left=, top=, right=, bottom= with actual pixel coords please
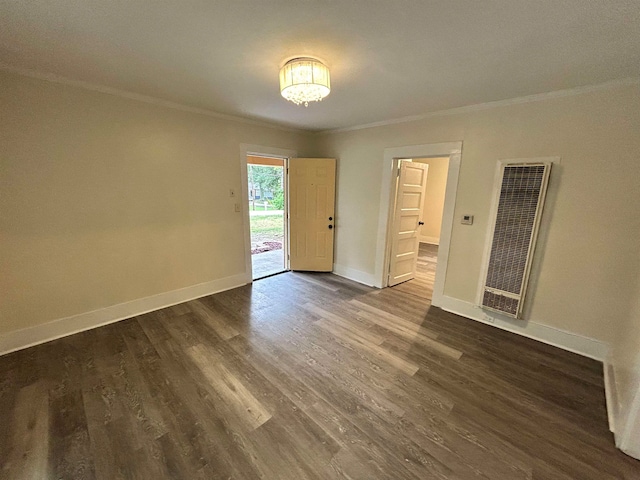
left=279, top=57, right=330, bottom=107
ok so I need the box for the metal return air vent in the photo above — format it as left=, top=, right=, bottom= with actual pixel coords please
left=480, top=162, right=552, bottom=318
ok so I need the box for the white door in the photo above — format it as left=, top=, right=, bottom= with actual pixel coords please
left=289, top=158, right=336, bottom=271
left=388, top=161, right=429, bottom=286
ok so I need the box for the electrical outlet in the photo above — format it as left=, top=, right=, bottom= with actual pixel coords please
left=229, top=188, right=236, bottom=198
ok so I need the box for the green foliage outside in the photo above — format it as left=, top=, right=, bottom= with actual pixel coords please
left=272, top=191, right=284, bottom=210
left=248, top=165, right=283, bottom=210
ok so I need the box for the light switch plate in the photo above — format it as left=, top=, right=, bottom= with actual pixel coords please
left=229, top=188, right=236, bottom=197
left=461, top=214, right=474, bottom=225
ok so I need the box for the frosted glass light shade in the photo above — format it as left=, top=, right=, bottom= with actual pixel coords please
left=279, top=57, right=330, bottom=107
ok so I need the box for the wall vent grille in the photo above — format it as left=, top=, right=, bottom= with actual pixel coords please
left=481, top=162, right=551, bottom=318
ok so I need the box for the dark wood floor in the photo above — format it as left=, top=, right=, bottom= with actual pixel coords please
left=2, top=246, right=639, bottom=479
left=392, top=242, right=439, bottom=300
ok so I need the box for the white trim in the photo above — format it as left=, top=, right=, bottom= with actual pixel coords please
left=612, top=350, right=640, bottom=458
left=0, top=273, right=247, bottom=356
left=0, top=63, right=303, bottom=133
left=431, top=153, right=461, bottom=307
left=332, top=263, right=378, bottom=287
left=437, top=295, right=609, bottom=361
left=318, top=77, right=640, bottom=135
left=619, top=383, right=640, bottom=459
left=375, top=142, right=462, bottom=301
left=239, top=144, right=297, bottom=283
left=5, top=64, right=637, bottom=136
left=604, top=354, right=618, bottom=433
left=419, top=236, right=440, bottom=245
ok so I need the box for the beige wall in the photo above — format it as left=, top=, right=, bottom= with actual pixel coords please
left=0, top=70, right=311, bottom=335
left=412, top=157, right=449, bottom=244
left=315, top=84, right=640, bottom=344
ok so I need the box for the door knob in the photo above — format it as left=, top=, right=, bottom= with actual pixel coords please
left=329, top=216, right=333, bottom=221
left=328, top=225, right=333, bottom=229
left=418, top=221, right=424, bottom=225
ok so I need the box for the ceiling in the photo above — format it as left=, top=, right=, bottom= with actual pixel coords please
left=1, top=0, right=640, bottom=132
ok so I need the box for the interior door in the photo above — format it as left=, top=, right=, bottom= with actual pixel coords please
left=289, top=158, right=336, bottom=271
left=388, top=161, right=429, bottom=286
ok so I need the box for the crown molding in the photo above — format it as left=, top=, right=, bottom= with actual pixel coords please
left=317, top=77, right=640, bottom=135
left=3, top=63, right=638, bottom=136
left=0, top=63, right=305, bottom=134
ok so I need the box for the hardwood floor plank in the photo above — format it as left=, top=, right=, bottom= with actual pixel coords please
left=260, top=313, right=452, bottom=420
left=312, top=320, right=419, bottom=376
left=355, top=308, right=464, bottom=360
left=245, top=317, right=409, bottom=422
left=246, top=411, right=339, bottom=480
left=393, top=409, right=534, bottom=480
left=3, top=382, right=50, bottom=479
left=305, top=397, right=454, bottom=480
left=226, top=335, right=320, bottom=409
left=136, top=311, right=173, bottom=345
left=290, top=272, right=341, bottom=291
left=151, top=433, right=204, bottom=479
left=304, top=399, right=418, bottom=480
left=49, top=390, right=95, bottom=479
left=186, top=343, right=272, bottom=431
left=349, top=299, right=439, bottom=338
left=146, top=340, right=264, bottom=479
left=187, top=299, right=240, bottom=340
left=304, top=302, right=386, bottom=345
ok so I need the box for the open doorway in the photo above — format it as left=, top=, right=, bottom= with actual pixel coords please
left=375, top=142, right=462, bottom=307
left=389, top=156, right=449, bottom=300
left=247, top=155, right=287, bottom=280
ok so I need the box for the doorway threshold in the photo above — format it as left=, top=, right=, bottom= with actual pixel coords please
left=253, top=269, right=289, bottom=281
left=251, top=248, right=286, bottom=280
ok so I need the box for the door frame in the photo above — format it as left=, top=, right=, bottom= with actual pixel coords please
left=375, top=142, right=462, bottom=307
left=240, top=144, right=296, bottom=283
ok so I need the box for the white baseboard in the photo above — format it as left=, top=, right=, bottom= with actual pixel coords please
left=619, top=384, right=640, bottom=459
left=333, top=263, right=378, bottom=287
left=0, top=273, right=247, bottom=356
left=435, top=295, right=609, bottom=361
left=419, top=236, right=440, bottom=245
left=604, top=355, right=618, bottom=434
left=612, top=351, right=640, bottom=458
